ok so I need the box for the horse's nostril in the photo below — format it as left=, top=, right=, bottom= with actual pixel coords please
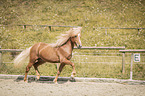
left=78, top=45, right=82, bottom=49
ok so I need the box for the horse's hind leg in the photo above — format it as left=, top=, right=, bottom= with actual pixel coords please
left=24, top=62, right=34, bottom=82
left=33, top=64, right=40, bottom=80
left=24, top=57, right=38, bottom=82
left=33, top=59, right=45, bottom=80
left=53, top=63, right=65, bottom=84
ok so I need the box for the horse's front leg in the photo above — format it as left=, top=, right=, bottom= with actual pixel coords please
left=53, top=63, right=65, bottom=84
left=61, top=59, right=76, bottom=78
left=24, top=62, right=33, bottom=83
left=70, top=63, right=76, bottom=78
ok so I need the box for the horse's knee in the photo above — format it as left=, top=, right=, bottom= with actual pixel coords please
left=26, top=65, right=32, bottom=72
left=26, top=67, right=30, bottom=72
left=57, top=71, right=60, bottom=75
left=71, top=63, right=75, bottom=68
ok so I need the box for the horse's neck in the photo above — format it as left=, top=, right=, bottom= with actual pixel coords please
left=59, top=38, right=74, bottom=55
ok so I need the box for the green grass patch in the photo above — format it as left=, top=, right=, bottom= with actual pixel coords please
left=0, top=51, right=144, bottom=80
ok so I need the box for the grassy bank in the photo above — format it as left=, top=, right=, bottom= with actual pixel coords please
left=1, top=0, right=145, bottom=49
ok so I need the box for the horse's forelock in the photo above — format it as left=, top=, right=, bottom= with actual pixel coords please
left=70, top=27, right=82, bottom=37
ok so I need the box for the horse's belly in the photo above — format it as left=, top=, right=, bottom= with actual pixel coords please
left=41, top=55, right=59, bottom=63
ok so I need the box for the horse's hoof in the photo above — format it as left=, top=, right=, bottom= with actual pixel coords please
left=53, top=79, right=58, bottom=84
left=24, top=78, right=28, bottom=83
left=24, top=80, right=28, bottom=83
left=54, top=82, right=58, bottom=84
left=71, top=72, right=76, bottom=76
left=53, top=81, right=58, bottom=84
left=71, top=72, right=76, bottom=78
left=73, top=72, right=76, bottom=75
left=70, top=76, right=76, bottom=82
left=71, top=75, right=74, bottom=78
left=37, top=76, right=40, bottom=80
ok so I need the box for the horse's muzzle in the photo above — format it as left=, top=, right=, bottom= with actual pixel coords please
left=77, top=45, right=82, bottom=49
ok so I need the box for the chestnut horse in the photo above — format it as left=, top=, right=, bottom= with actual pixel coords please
left=14, top=27, right=82, bottom=83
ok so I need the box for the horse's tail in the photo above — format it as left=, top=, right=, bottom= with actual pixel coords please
left=14, top=47, right=32, bottom=67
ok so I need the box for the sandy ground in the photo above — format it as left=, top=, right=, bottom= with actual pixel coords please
left=0, top=79, right=145, bottom=96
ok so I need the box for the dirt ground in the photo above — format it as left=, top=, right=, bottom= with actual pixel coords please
left=0, top=79, right=145, bottom=96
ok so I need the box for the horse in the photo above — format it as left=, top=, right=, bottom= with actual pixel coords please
left=14, top=27, right=82, bottom=83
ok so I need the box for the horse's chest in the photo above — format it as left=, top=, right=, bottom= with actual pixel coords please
left=67, top=54, right=72, bottom=60
left=60, top=50, right=72, bottom=60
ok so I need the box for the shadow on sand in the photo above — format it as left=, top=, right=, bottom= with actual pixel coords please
left=14, top=75, right=76, bottom=84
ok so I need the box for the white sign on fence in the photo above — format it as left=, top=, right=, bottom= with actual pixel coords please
left=134, top=53, right=140, bottom=62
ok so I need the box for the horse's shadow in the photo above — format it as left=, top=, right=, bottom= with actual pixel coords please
left=14, top=75, right=76, bottom=84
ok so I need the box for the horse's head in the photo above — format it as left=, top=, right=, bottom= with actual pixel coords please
left=74, top=33, right=82, bottom=49
left=71, top=27, right=82, bottom=49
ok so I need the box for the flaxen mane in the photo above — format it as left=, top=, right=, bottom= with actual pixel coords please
left=50, top=27, right=82, bottom=47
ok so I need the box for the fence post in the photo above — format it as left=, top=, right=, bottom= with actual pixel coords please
left=122, top=52, right=125, bottom=74
left=0, top=46, right=2, bottom=66
left=130, top=53, right=133, bottom=80
left=105, top=29, right=107, bottom=35
left=49, top=26, right=52, bottom=31
left=138, top=29, right=140, bottom=35
left=23, top=25, right=26, bottom=29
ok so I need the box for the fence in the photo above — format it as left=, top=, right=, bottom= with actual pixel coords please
left=0, top=46, right=145, bottom=80
left=97, top=27, right=145, bottom=35
left=0, top=46, right=125, bottom=65
left=0, top=24, right=80, bottom=31
left=119, top=49, right=145, bottom=80
left=1, top=25, right=144, bottom=34
left=0, top=46, right=124, bottom=63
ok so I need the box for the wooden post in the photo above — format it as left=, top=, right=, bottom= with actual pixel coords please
left=49, top=26, right=51, bottom=31
left=138, top=29, right=140, bottom=35
left=122, top=52, right=125, bottom=74
left=0, top=46, right=2, bottom=66
left=105, top=29, right=107, bottom=35
left=130, top=53, right=133, bottom=80
left=23, top=25, right=26, bottom=29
